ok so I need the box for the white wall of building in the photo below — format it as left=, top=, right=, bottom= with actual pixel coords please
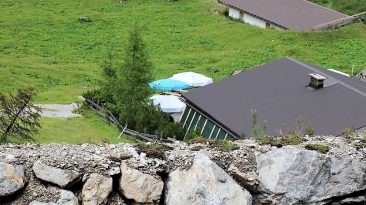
left=228, top=7, right=240, bottom=20
left=243, top=13, right=266, bottom=28
left=228, top=7, right=285, bottom=31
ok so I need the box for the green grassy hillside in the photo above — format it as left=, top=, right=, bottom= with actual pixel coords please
left=309, top=0, right=366, bottom=15
left=1, top=0, right=366, bottom=143
left=1, top=0, right=366, bottom=103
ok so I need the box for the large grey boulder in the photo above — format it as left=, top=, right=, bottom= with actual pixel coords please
left=32, top=160, right=81, bottom=188
left=29, top=189, right=79, bottom=205
left=82, top=173, right=112, bottom=205
left=0, top=161, right=26, bottom=197
left=119, top=162, right=164, bottom=204
left=165, top=153, right=252, bottom=205
left=257, top=148, right=366, bottom=205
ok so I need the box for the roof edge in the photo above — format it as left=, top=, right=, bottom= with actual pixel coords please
left=218, top=0, right=290, bottom=30
left=218, top=0, right=349, bottom=30
left=303, top=0, right=349, bottom=17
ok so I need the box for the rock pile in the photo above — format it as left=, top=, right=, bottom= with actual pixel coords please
left=0, top=136, right=365, bottom=205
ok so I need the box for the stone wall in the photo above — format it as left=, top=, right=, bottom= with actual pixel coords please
left=0, top=136, right=365, bottom=205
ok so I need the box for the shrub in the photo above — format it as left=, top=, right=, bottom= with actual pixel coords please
left=304, top=125, right=315, bottom=136
left=184, top=128, right=203, bottom=141
left=255, top=134, right=304, bottom=147
left=342, top=128, right=355, bottom=138
left=214, top=140, right=240, bottom=152
left=186, top=137, right=239, bottom=152
left=283, top=133, right=305, bottom=145
left=305, top=144, right=330, bottom=154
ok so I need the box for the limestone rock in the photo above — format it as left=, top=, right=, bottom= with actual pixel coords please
left=29, top=189, right=79, bottom=205
left=82, top=173, right=112, bottom=205
left=119, top=162, right=163, bottom=204
left=165, top=153, right=252, bottom=205
left=0, top=161, right=26, bottom=197
left=256, top=148, right=366, bottom=205
left=32, top=160, right=81, bottom=188
left=228, top=164, right=258, bottom=193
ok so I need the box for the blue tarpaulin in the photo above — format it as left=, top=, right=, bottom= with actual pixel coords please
left=148, top=79, right=189, bottom=91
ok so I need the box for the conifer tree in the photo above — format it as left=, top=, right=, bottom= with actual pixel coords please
left=0, top=88, right=41, bottom=142
left=114, top=25, right=153, bottom=129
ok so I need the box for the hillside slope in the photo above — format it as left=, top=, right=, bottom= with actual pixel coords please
left=1, top=0, right=366, bottom=103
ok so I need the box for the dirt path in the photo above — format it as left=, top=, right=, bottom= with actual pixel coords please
left=35, top=103, right=81, bottom=118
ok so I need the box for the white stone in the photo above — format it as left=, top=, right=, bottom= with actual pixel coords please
left=165, top=153, right=252, bottom=205
left=32, top=160, right=81, bottom=188
left=119, top=162, right=163, bottom=204
left=257, top=148, right=366, bottom=204
left=82, top=173, right=112, bottom=205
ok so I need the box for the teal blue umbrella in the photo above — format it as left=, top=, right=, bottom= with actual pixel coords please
left=149, top=79, right=189, bottom=91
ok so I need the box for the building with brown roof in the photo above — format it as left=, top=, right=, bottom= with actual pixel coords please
left=219, top=0, right=354, bottom=31
left=180, top=57, right=366, bottom=139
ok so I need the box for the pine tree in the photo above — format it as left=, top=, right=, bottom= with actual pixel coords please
left=97, top=25, right=185, bottom=139
left=114, top=25, right=154, bottom=129
left=100, top=47, right=117, bottom=104
left=0, top=88, right=41, bottom=142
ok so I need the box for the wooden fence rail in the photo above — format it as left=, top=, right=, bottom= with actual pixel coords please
left=84, top=99, right=175, bottom=143
left=312, top=12, right=366, bottom=31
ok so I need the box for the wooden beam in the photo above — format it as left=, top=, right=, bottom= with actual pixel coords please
left=312, top=12, right=366, bottom=30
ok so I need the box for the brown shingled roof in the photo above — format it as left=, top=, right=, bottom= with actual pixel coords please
left=219, top=0, right=349, bottom=30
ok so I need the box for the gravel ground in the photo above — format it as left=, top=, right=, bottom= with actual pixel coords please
left=35, top=103, right=81, bottom=118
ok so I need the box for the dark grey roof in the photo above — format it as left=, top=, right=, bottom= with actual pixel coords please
left=182, top=57, right=366, bottom=138
left=219, top=0, right=349, bottom=30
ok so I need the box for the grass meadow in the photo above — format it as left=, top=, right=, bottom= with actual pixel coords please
left=1, top=0, right=366, bottom=143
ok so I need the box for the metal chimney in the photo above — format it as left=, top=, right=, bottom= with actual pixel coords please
left=309, top=73, right=326, bottom=89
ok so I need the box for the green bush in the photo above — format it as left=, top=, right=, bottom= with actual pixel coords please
left=305, top=144, right=330, bottom=154
left=342, top=128, right=355, bottom=138
left=255, top=134, right=304, bottom=147
left=214, top=140, right=240, bottom=152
